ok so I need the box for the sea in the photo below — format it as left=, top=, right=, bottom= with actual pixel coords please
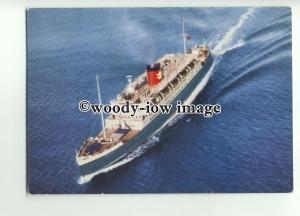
left=27, top=7, right=293, bottom=194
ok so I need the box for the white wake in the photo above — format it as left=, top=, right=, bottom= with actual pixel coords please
left=100, top=136, right=160, bottom=173
left=212, top=8, right=255, bottom=55
left=78, top=9, right=256, bottom=184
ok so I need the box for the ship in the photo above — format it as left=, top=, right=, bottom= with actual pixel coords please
left=76, top=19, right=213, bottom=183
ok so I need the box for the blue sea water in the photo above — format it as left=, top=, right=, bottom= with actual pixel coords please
left=27, top=7, right=292, bottom=194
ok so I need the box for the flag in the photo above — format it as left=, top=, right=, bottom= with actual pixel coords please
left=186, top=35, right=192, bottom=40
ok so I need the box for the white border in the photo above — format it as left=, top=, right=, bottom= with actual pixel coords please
left=0, top=0, right=299, bottom=216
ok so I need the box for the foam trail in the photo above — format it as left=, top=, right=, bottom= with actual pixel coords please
left=167, top=113, right=185, bottom=127
left=216, top=39, right=245, bottom=56
left=212, top=8, right=255, bottom=55
left=100, top=136, right=159, bottom=172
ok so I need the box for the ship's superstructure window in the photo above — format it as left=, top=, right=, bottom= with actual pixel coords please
left=84, top=44, right=210, bottom=158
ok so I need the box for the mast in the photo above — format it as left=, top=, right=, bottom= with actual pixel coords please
left=96, top=73, right=106, bottom=139
left=182, top=18, right=186, bottom=54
